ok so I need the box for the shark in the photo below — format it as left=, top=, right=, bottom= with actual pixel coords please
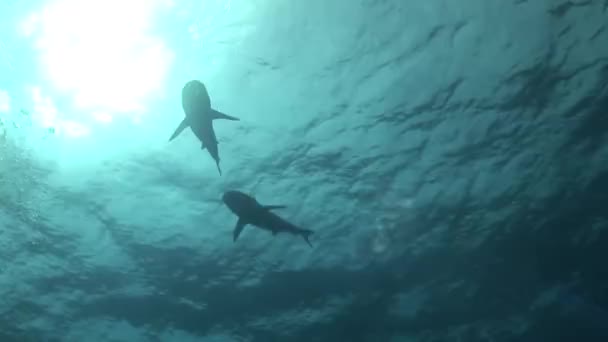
left=222, top=190, right=314, bottom=247
left=169, top=80, right=239, bottom=175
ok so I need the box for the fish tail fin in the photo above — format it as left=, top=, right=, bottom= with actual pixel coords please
left=300, top=229, right=314, bottom=248
left=210, top=108, right=239, bottom=121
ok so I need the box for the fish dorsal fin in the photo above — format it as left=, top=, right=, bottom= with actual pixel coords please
left=264, top=205, right=287, bottom=210
left=210, top=108, right=240, bottom=121
left=233, top=218, right=247, bottom=242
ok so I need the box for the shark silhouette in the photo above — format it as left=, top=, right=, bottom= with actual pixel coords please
left=222, top=190, right=314, bottom=247
left=169, top=80, right=239, bottom=175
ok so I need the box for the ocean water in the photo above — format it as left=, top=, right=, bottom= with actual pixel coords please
left=1, top=0, right=607, bottom=341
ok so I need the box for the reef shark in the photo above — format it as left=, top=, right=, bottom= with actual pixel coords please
left=222, top=190, right=314, bottom=247
left=169, top=80, right=239, bottom=175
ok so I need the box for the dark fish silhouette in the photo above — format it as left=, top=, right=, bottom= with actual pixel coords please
left=222, top=190, right=314, bottom=247
left=169, top=80, right=239, bottom=175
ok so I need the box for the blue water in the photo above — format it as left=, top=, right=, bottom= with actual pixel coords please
left=1, top=0, right=607, bottom=341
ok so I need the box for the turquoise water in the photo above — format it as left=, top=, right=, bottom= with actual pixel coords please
left=1, top=0, right=608, bottom=341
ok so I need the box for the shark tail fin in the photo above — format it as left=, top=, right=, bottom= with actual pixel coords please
left=300, top=229, right=314, bottom=248
left=216, top=161, right=222, bottom=175
left=210, top=108, right=239, bottom=121
left=169, top=118, right=189, bottom=141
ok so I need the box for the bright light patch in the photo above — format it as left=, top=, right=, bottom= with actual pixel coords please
left=91, top=111, right=113, bottom=124
left=0, top=41, right=15, bottom=70
left=62, top=120, right=90, bottom=138
left=188, top=24, right=201, bottom=41
left=0, top=90, right=10, bottom=113
left=25, top=0, right=174, bottom=116
left=31, top=86, right=59, bottom=128
left=30, top=86, right=90, bottom=138
left=18, top=13, right=40, bottom=38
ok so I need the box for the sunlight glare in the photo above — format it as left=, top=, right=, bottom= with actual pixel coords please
left=27, top=0, right=174, bottom=115
left=30, top=86, right=90, bottom=138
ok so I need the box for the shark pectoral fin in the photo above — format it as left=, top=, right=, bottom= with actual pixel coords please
left=300, top=229, right=314, bottom=248
left=210, top=108, right=239, bottom=121
left=201, top=143, right=206, bottom=150
left=169, top=118, right=189, bottom=141
left=263, top=205, right=287, bottom=210
left=233, top=218, right=246, bottom=242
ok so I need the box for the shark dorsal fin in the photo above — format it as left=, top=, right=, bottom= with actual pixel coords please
left=210, top=109, right=240, bottom=121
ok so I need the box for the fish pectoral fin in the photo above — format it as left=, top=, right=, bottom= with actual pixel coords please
left=210, top=108, right=240, bottom=121
left=263, top=205, right=287, bottom=210
left=300, top=229, right=314, bottom=248
left=233, top=218, right=246, bottom=242
left=169, top=118, right=189, bottom=141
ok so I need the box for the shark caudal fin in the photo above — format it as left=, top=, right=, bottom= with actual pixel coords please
left=300, top=229, right=314, bottom=248
left=216, top=160, right=222, bottom=176
left=210, top=108, right=239, bottom=121
left=169, top=118, right=189, bottom=141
